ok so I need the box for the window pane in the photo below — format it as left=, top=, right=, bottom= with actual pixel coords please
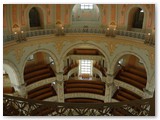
left=81, top=4, right=93, bottom=10
left=79, top=60, right=93, bottom=76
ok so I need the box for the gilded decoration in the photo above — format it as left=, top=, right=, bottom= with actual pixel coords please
left=54, top=40, right=64, bottom=54
left=14, top=48, right=25, bottom=63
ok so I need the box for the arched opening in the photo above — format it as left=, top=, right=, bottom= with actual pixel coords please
left=63, top=46, right=107, bottom=103
left=128, top=7, right=144, bottom=31
left=24, top=51, right=56, bottom=85
left=3, top=69, right=15, bottom=94
left=132, top=8, right=144, bottom=28
left=114, top=54, right=147, bottom=90
left=112, top=54, right=147, bottom=101
left=71, top=4, right=100, bottom=27
left=29, top=7, right=44, bottom=29
left=64, top=47, right=107, bottom=80
left=3, top=63, right=20, bottom=94
left=23, top=51, right=57, bottom=100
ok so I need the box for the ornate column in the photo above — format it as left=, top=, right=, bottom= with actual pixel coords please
left=56, top=72, right=64, bottom=102
left=13, top=83, right=27, bottom=98
left=104, top=73, right=114, bottom=103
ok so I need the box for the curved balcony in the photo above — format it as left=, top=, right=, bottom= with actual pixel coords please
left=3, top=27, right=146, bottom=44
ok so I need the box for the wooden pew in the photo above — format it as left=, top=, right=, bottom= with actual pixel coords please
left=118, top=75, right=145, bottom=90
left=65, top=98, right=103, bottom=103
left=65, top=88, right=104, bottom=95
left=26, top=73, right=53, bottom=85
left=121, top=71, right=146, bottom=85
left=33, top=91, right=54, bottom=100
left=24, top=68, right=50, bottom=80
left=3, top=87, right=14, bottom=93
left=65, top=83, right=105, bottom=90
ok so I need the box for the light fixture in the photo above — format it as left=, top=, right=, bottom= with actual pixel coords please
left=12, top=24, right=26, bottom=42
left=144, top=32, right=155, bottom=45
left=105, top=27, right=116, bottom=37
left=55, top=22, right=65, bottom=36
left=140, top=9, right=144, bottom=13
left=14, top=30, right=27, bottom=43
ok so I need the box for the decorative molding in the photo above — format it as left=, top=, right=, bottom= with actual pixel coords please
left=54, top=39, right=64, bottom=54
left=69, top=55, right=104, bottom=61
left=44, top=96, right=58, bottom=102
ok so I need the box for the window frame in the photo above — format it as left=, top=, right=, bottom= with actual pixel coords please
left=80, top=4, right=93, bottom=10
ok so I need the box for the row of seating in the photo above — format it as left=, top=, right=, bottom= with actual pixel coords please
left=116, top=66, right=147, bottom=90
left=24, top=64, right=55, bottom=85
left=24, top=64, right=47, bottom=74
left=65, top=98, right=104, bottom=103
left=28, top=83, right=57, bottom=100
left=3, top=87, right=15, bottom=94
left=112, top=87, right=141, bottom=101
left=64, top=80, right=105, bottom=95
left=124, top=67, right=147, bottom=79
left=65, top=79, right=105, bottom=85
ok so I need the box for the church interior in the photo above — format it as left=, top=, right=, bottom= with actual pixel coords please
left=3, top=4, right=155, bottom=116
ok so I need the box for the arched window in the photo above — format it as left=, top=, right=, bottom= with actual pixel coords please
left=72, top=4, right=100, bottom=22
left=132, top=8, right=144, bottom=29
left=29, top=7, right=40, bottom=27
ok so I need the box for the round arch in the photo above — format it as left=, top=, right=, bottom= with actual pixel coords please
left=3, top=60, right=22, bottom=88
left=60, top=42, right=110, bottom=72
left=22, top=49, right=59, bottom=80
left=125, top=5, right=148, bottom=31
left=69, top=4, right=102, bottom=26
left=24, top=5, right=46, bottom=30
left=111, top=51, right=149, bottom=81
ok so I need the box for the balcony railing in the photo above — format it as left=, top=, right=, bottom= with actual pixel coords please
left=3, top=28, right=146, bottom=44
left=3, top=94, right=154, bottom=116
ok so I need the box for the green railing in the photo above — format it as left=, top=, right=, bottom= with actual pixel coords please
left=3, top=28, right=146, bottom=43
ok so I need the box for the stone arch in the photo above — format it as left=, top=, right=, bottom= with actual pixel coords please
left=60, top=42, right=110, bottom=73
left=22, top=49, right=59, bottom=80
left=125, top=5, right=148, bottom=31
left=111, top=51, right=149, bottom=82
left=24, top=5, right=46, bottom=30
left=3, top=60, right=22, bottom=89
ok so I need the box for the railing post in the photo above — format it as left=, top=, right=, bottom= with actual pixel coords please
left=56, top=72, right=64, bottom=102
left=104, top=74, right=114, bottom=103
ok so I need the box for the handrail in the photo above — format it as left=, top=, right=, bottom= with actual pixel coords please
left=3, top=27, right=146, bottom=43
left=3, top=94, right=154, bottom=116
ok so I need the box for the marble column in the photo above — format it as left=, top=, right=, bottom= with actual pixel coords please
left=56, top=72, right=64, bottom=102
left=104, top=74, right=114, bottom=103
